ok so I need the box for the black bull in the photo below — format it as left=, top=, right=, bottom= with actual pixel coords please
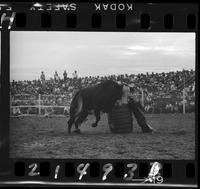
left=67, top=80, right=155, bottom=134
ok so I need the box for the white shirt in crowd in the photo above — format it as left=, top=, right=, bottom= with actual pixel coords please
left=72, top=71, right=78, bottom=78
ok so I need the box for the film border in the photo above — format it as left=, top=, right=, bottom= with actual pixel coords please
left=0, top=1, right=198, bottom=187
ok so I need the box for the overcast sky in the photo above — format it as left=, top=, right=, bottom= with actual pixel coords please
left=10, top=32, right=195, bottom=81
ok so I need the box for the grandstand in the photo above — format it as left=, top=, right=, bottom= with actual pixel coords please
left=10, top=69, right=195, bottom=116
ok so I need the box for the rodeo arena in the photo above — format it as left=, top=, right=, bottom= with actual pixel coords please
left=11, top=69, right=195, bottom=117
left=9, top=69, right=195, bottom=159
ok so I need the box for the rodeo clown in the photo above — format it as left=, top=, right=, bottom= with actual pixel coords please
left=116, top=81, right=156, bottom=133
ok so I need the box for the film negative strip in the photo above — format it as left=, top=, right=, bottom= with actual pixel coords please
left=0, top=1, right=198, bottom=187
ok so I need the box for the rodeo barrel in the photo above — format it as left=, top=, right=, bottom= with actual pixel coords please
left=108, top=104, right=133, bottom=133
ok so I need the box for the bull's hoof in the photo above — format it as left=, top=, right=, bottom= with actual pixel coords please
left=91, top=123, right=97, bottom=127
left=84, top=118, right=88, bottom=122
left=73, top=129, right=81, bottom=134
left=142, top=128, right=156, bottom=133
left=142, top=125, right=156, bottom=133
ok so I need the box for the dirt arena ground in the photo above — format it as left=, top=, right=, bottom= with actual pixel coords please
left=9, top=113, right=195, bottom=159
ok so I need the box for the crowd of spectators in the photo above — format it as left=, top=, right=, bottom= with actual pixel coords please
left=10, top=69, right=195, bottom=115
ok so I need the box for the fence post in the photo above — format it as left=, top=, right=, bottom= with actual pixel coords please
left=10, top=93, right=12, bottom=115
left=38, top=94, right=41, bottom=115
left=141, top=89, right=144, bottom=107
left=183, top=89, right=186, bottom=114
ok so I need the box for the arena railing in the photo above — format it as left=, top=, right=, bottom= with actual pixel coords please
left=10, top=93, right=71, bottom=117
left=10, top=87, right=195, bottom=117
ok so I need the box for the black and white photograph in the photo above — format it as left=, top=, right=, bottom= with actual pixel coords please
left=9, top=31, right=195, bottom=159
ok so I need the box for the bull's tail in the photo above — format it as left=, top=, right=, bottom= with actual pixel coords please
left=68, top=91, right=83, bottom=133
left=69, top=91, right=83, bottom=117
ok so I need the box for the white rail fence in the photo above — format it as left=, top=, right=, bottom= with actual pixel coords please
left=10, top=88, right=195, bottom=117
left=10, top=93, right=72, bottom=117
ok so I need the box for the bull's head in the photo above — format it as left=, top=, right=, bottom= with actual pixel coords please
left=116, top=82, right=132, bottom=105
